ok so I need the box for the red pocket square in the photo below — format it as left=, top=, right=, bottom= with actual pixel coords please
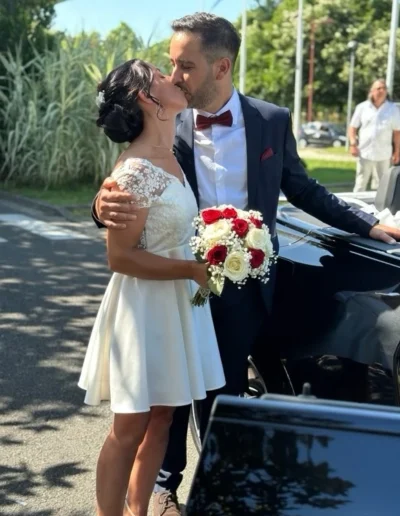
left=261, top=147, right=274, bottom=161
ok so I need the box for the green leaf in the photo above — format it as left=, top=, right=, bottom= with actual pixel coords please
left=207, top=276, right=224, bottom=297
left=195, top=251, right=205, bottom=262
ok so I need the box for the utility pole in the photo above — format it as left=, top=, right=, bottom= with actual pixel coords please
left=345, top=41, right=358, bottom=150
left=307, top=21, right=316, bottom=122
left=239, top=0, right=247, bottom=94
left=293, top=0, right=304, bottom=141
left=386, top=0, right=400, bottom=96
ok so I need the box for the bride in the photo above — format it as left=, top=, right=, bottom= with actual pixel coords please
left=78, top=59, right=225, bottom=516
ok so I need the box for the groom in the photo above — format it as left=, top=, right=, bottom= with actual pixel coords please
left=93, top=13, right=400, bottom=515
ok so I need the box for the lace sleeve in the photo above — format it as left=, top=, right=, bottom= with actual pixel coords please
left=111, top=158, right=171, bottom=208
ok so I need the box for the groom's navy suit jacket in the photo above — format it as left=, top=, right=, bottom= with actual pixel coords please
left=174, top=95, right=378, bottom=312
left=93, top=95, right=378, bottom=311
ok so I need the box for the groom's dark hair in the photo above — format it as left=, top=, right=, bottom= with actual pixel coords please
left=171, top=12, right=241, bottom=68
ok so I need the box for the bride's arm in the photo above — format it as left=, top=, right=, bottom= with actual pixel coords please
left=106, top=157, right=207, bottom=285
left=107, top=210, right=199, bottom=281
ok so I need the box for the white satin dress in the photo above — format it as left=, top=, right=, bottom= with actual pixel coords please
left=78, top=158, right=225, bottom=413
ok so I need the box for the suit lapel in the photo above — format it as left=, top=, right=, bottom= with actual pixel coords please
left=240, top=94, right=263, bottom=209
left=174, top=96, right=264, bottom=209
left=174, top=110, right=199, bottom=205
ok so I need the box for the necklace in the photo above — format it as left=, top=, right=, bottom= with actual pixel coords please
left=150, top=145, right=174, bottom=153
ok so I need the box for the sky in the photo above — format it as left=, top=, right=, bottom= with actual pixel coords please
left=53, top=0, right=245, bottom=44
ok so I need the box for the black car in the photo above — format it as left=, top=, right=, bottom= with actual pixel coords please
left=299, top=121, right=347, bottom=148
left=187, top=393, right=400, bottom=515
left=189, top=166, right=400, bottom=451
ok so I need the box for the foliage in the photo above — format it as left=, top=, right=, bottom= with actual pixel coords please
left=0, top=0, right=63, bottom=66
left=236, top=0, right=400, bottom=111
left=0, top=0, right=399, bottom=187
left=0, top=24, right=170, bottom=188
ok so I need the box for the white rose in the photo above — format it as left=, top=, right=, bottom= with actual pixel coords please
left=245, top=228, right=272, bottom=254
left=202, top=219, right=231, bottom=244
left=236, top=209, right=248, bottom=219
left=223, top=251, right=249, bottom=282
left=264, top=238, right=274, bottom=258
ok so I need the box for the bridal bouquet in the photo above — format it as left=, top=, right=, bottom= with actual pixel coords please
left=189, top=205, right=277, bottom=306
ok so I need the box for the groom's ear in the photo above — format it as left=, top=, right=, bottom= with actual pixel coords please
left=215, top=57, right=231, bottom=80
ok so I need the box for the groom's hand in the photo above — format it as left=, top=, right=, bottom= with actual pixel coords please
left=96, top=177, right=139, bottom=229
left=369, top=224, right=400, bottom=244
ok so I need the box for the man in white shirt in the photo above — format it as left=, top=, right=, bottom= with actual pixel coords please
left=93, top=14, right=400, bottom=516
left=349, top=78, right=400, bottom=192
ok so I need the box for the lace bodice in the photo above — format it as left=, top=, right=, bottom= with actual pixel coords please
left=111, top=158, right=198, bottom=254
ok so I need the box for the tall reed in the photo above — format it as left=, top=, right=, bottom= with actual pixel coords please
left=0, top=34, right=169, bottom=188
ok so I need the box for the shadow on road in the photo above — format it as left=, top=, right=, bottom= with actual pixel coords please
left=0, top=461, right=89, bottom=507
left=0, top=221, right=110, bottom=510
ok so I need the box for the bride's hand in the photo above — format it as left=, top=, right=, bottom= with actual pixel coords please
left=191, top=262, right=209, bottom=288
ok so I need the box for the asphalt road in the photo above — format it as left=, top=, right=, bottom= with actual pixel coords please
left=0, top=197, right=197, bottom=516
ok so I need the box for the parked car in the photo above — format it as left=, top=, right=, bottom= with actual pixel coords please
left=298, top=121, right=347, bottom=148
left=187, top=393, right=400, bottom=515
left=190, top=166, right=400, bottom=451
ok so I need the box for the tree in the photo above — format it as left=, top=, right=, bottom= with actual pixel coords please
left=235, top=0, right=299, bottom=107
left=0, top=0, right=64, bottom=58
left=248, top=0, right=282, bottom=25
left=349, top=27, right=400, bottom=103
left=302, top=0, right=394, bottom=111
left=236, top=0, right=399, bottom=112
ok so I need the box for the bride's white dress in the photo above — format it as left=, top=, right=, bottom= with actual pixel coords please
left=78, top=158, right=225, bottom=413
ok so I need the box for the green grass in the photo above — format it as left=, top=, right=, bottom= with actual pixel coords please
left=2, top=157, right=356, bottom=209
left=2, top=184, right=97, bottom=206
left=305, top=158, right=355, bottom=184
left=309, top=146, right=349, bottom=156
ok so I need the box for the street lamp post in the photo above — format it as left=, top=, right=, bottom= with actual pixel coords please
left=345, top=40, right=358, bottom=150
left=386, top=0, right=400, bottom=97
left=293, top=0, right=304, bottom=143
left=239, top=0, right=247, bottom=94
left=307, top=21, right=316, bottom=122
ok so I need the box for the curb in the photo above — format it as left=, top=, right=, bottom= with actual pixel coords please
left=0, top=191, right=89, bottom=222
left=324, top=182, right=353, bottom=187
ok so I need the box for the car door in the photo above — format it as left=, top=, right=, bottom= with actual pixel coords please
left=318, top=124, right=333, bottom=146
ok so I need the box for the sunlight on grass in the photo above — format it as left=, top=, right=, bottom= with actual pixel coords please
left=2, top=157, right=356, bottom=208
left=307, top=146, right=350, bottom=156
left=305, top=159, right=355, bottom=184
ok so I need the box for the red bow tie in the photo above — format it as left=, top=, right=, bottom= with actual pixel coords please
left=196, top=110, right=233, bottom=130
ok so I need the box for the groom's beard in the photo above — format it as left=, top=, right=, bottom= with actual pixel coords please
left=186, top=75, right=217, bottom=110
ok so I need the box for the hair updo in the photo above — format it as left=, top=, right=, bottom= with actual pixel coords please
left=96, top=59, right=158, bottom=144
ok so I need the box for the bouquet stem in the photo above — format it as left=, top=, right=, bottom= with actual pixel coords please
left=191, top=287, right=211, bottom=307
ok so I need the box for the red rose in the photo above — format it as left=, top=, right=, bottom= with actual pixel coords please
left=232, top=218, right=249, bottom=238
left=201, top=209, right=223, bottom=224
left=250, top=216, right=262, bottom=229
left=249, top=248, right=265, bottom=268
left=207, top=245, right=228, bottom=265
left=222, top=207, right=237, bottom=219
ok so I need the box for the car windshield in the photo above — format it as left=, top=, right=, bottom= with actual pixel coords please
left=329, top=123, right=345, bottom=134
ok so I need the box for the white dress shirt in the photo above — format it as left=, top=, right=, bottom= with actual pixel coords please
left=193, top=89, right=248, bottom=210
left=350, top=100, right=400, bottom=161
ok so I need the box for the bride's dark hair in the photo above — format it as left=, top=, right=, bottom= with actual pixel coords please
left=96, top=59, right=161, bottom=143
